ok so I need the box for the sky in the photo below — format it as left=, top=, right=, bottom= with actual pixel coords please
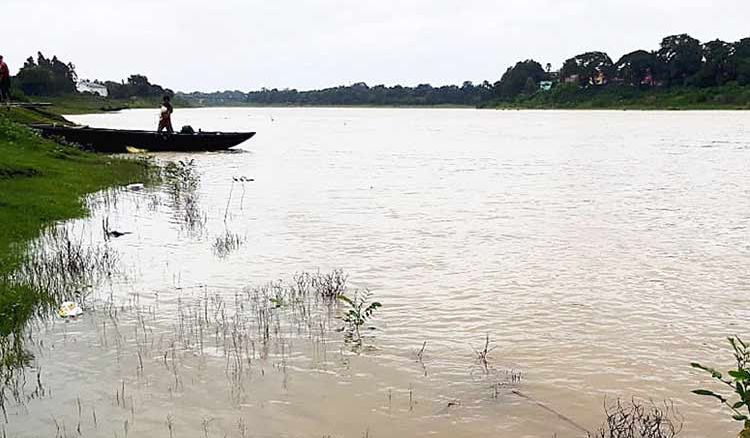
left=3, top=0, right=750, bottom=92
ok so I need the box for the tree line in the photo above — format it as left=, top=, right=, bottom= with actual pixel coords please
left=11, top=52, right=173, bottom=99
left=183, top=33, right=750, bottom=106
left=10, top=34, right=750, bottom=106
left=495, top=33, right=750, bottom=101
left=181, top=81, right=494, bottom=107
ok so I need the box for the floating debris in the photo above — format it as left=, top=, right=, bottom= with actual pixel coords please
left=58, top=301, right=83, bottom=318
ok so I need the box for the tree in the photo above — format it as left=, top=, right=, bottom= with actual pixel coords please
left=15, top=52, right=77, bottom=96
left=494, top=59, right=546, bottom=100
left=614, top=50, right=657, bottom=87
left=690, top=40, right=736, bottom=87
left=523, top=77, right=538, bottom=95
left=655, top=34, right=703, bottom=86
left=734, top=38, right=750, bottom=86
left=104, top=75, right=173, bottom=99
left=561, top=52, right=613, bottom=87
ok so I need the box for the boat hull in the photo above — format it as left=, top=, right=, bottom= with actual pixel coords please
left=30, top=125, right=256, bottom=153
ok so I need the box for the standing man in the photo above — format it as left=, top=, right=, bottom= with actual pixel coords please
left=158, top=95, right=174, bottom=133
left=0, top=56, right=10, bottom=106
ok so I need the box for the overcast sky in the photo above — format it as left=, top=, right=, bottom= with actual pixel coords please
left=4, top=0, right=749, bottom=92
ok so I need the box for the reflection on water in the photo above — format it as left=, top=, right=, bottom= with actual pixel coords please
left=4, top=108, right=750, bottom=437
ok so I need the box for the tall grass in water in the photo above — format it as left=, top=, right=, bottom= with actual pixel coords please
left=160, top=270, right=380, bottom=403
left=588, top=399, right=683, bottom=438
left=0, top=116, right=158, bottom=421
left=212, top=231, right=244, bottom=259
left=0, top=224, right=121, bottom=419
left=162, top=159, right=206, bottom=236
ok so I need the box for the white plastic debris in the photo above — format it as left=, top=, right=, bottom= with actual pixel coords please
left=126, top=183, right=145, bottom=191
left=58, top=301, right=83, bottom=318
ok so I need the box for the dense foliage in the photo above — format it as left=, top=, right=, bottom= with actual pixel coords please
left=491, top=33, right=750, bottom=104
left=179, top=33, right=750, bottom=108
left=15, top=53, right=77, bottom=96
left=494, top=60, right=548, bottom=99
left=10, top=33, right=750, bottom=108
left=181, top=81, right=493, bottom=107
left=12, top=53, right=172, bottom=101
left=104, top=74, right=174, bottom=99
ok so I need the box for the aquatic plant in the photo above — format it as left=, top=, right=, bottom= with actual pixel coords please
left=313, top=269, right=348, bottom=302
left=587, top=398, right=682, bottom=438
left=212, top=231, right=244, bottom=258
left=224, top=176, right=254, bottom=221
left=414, top=341, right=428, bottom=376
left=691, top=337, right=750, bottom=433
left=474, top=334, right=495, bottom=375
left=163, top=159, right=206, bottom=235
left=337, top=290, right=381, bottom=346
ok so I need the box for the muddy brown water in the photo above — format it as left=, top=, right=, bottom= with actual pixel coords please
left=7, top=108, right=750, bottom=437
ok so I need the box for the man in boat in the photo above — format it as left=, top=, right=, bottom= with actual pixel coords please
left=0, top=56, right=10, bottom=105
left=158, top=95, right=174, bottom=133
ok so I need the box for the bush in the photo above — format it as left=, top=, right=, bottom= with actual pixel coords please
left=691, top=337, right=750, bottom=430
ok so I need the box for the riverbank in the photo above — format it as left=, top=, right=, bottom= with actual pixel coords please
left=484, top=84, right=750, bottom=110
left=10, top=93, right=189, bottom=118
left=43, top=94, right=179, bottom=115
left=26, top=86, right=750, bottom=113
left=0, top=111, right=155, bottom=337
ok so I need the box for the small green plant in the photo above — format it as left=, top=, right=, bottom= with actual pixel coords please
left=691, top=337, right=750, bottom=432
left=337, top=291, right=381, bottom=345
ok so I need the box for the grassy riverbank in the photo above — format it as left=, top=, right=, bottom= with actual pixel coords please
left=0, top=111, right=154, bottom=336
left=485, top=84, right=750, bottom=110
left=17, top=93, right=192, bottom=116
left=44, top=94, right=169, bottom=114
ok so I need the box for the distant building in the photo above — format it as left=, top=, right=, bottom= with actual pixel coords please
left=563, top=74, right=580, bottom=85
left=592, top=71, right=608, bottom=86
left=539, top=81, right=553, bottom=91
left=77, top=80, right=108, bottom=97
left=641, top=69, right=656, bottom=87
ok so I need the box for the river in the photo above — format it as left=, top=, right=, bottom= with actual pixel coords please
left=8, top=108, right=750, bottom=437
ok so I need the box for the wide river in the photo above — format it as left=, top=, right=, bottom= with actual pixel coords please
left=11, top=108, right=750, bottom=437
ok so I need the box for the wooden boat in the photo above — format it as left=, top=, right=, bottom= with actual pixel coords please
left=30, top=124, right=256, bottom=153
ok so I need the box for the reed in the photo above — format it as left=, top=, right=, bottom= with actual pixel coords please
left=588, top=398, right=683, bottom=438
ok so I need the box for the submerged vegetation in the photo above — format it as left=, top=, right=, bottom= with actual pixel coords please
left=337, top=290, right=382, bottom=346
left=588, top=399, right=683, bottom=438
left=0, top=112, right=156, bottom=416
left=1, top=47, right=750, bottom=436
left=0, top=115, right=153, bottom=331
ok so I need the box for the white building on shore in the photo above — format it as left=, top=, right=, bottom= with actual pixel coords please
left=77, top=80, right=108, bottom=97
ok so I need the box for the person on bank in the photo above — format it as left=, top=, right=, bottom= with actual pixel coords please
left=158, top=95, right=174, bottom=133
left=0, top=55, right=11, bottom=105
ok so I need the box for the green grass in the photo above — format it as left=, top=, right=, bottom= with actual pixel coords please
left=3, top=106, right=69, bottom=125
left=486, top=84, right=750, bottom=110
left=8, top=92, right=180, bottom=116
left=44, top=94, right=162, bottom=114
left=38, top=93, right=192, bottom=115
left=0, top=114, right=154, bottom=336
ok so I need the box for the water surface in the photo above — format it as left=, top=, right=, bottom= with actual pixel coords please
left=10, top=108, right=750, bottom=437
